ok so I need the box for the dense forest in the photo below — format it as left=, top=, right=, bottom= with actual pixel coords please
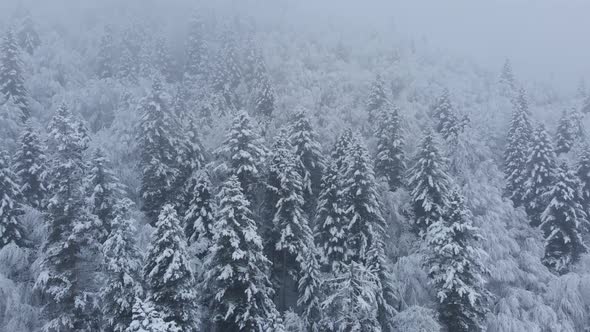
left=0, top=1, right=589, bottom=331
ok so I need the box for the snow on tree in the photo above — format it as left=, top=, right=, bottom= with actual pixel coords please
left=431, top=89, right=468, bottom=142
left=178, top=114, right=205, bottom=193
left=504, top=88, right=533, bottom=207
left=555, top=110, right=575, bottom=155
left=407, top=131, right=452, bottom=236
left=13, top=123, right=47, bottom=209
left=540, top=163, right=589, bottom=275
left=375, top=107, right=406, bottom=191
left=499, top=59, right=516, bottom=96
left=143, top=204, right=198, bottom=331
left=97, top=26, right=116, bottom=79
left=297, top=244, right=323, bottom=332
left=0, top=151, right=26, bottom=249
left=391, top=306, right=441, bottom=332
left=366, top=74, right=389, bottom=125
left=0, top=28, right=29, bottom=121
left=204, top=175, right=278, bottom=331
left=211, top=29, right=242, bottom=112
left=126, top=298, right=179, bottom=332
left=254, top=74, right=275, bottom=119
left=17, top=13, right=41, bottom=55
left=368, top=235, right=398, bottom=332
left=424, top=190, right=488, bottom=332
left=101, top=199, right=144, bottom=332
left=289, top=109, right=325, bottom=216
left=184, top=13, right=209, bottom=82
left=138, top=78, right=183, bottom=225
left=331, top=128, right=354, bottom=173
left=154, top=36, right=175, bottom=83
left=217, top=110, right=267, bottom=200
left=522, top=124, right=557, bottom=227
left=183, top=171, right=216, bottom=258
left=576, top=146, right=590, bottom=213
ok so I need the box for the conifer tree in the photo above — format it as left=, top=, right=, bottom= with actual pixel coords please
left=425, top=190, right=487, bottom=332
left=211, top=30, right=242, bottom=112
left=522, top=125, right=557, bottom=227
left=254, top=75, right=275, bottom=118
left=0, top=28, right=29, bottom=121
left=13, top=123, right=47, bottom=209
left=555, top=110, right=574, bottom=155
left=504, top=88, right=533, bottom=207
left=17, top=14, right=41, bottom=55
left=331, top=128, right=353, bottom=173
left=185, top=13, right=208, bottom=81
left=576, top=146, right=590, bottom=213
left=204, top=175, right=278, bottom=331
left=0, top=151, right=26, bottom=249
left=127, top=298, right=177, bottom=332
left=217, top=110, right=266, bottom=200
left=431, top=89, right=467, bottom=142
left=97, top=26, right=116, bottom=79
left=154, top=36, right=175, bottom=82
left=183, top=171, right=216, bottom=258
left=407, top=132, right=452, bottom=236
left=375, top=107, right=406, bottom=191
left=499, top=59, right=516, bottom=95
left=118, top=46, right=139, bottom=83
left=368, top=237, right=398, bottom=332
left=178, top=115, right=205, bottom=193
left=540, top=163, right=589, bottom=275
left=138, top=79, right=183, bottom=225
left=289, top=110, right=324, bottom=216
left=297, top=245, right=323, bottom=332
left=101, top=199, right=143, bottom=332
left=366, top=74, right=388, bottom=124
left=144, top=204, right=198, bottom=331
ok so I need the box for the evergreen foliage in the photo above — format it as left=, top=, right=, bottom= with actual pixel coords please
left=0, top=28, right=29, bottom=121
left=13, top=123, right=47, bottom=209
left=375, top=107, right=406, bottom=191
left=0, top=151, right=26, bottom=249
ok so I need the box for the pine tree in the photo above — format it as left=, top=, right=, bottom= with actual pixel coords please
left=119, top=45, right=139, bottom=83
left=211, top=30, right=242, bottom=112
left=540, top=163, right=589, bottom=275
left=522, top=125, right=557, bottom=227
left=289, top=110, right=324, bottom=216
left=144, top=204, right=198, bottom=331
left=0, top=151, right=26, bottom=249
left=185, top=13, right=208, bottom=81
left=375, top=107, right=406, bottom=191
left=367, top=74, right=388, bottom=125
left=0, top=28, right=29, bottom=121
left=154, top=36, right=175, bottom=82
left=254, top=75, right=275, bottom=118
left=37, top=104, right=101, bottom=331
left=504, top=88, right=533, bottom=207
left=13, top=123, right=47, bottom=209
left=101, top=199, right=143, bottom=332
left=138, top=79, right=183, bottom=225
left=576, top=146, right=590, bottom=213
left=17, top=14, right=41, bottom=55
left=204, top=175, right=278, bottom=331
left=407, top=132, right=452, bottom=236
left=127, top=298, right=177, bottom=332
left=331, top=128, right=353, bottom=173
left=183, top=171, right=216, bottom=258
left=431, top=89, right=467, bottom=142
left=97, top=26, right=116, bottom=79
left=297, top=245, right=323, bottom=332
left=499, top=59, right=516, bottom=95
left=555, top=110, right=574, bottom=155
left=217, top=110, right=266, bottom=200
left=425, top=190, right=487, bottom=332
left=178, top=115, right=205, bottom=196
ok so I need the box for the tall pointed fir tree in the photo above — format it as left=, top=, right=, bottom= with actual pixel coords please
left=499, top=59, right=516, bottom=96
left=297, top=243, right=323, bottom=332
left=101, top=199, right=143, bottom=332
left=97, top=26, right=116, bottom=79
left=17, top=14, right=41, bottom=55
left=204, top=175, right=279, bottom=331
left=375, top=107, right=406, bottom=191
left=577, top=146, right=590, bottom=213
left=555, top=110, right=575, bottom=155
left=127, top=298, right=176, bottom=332
left=13, top=123, right=47, bottom=209
left=138, top=78, right=183, bottom=225
left=36, top=104, right=101, bottom=331
left=522, top=125, right=557, bottom=227
left=0, top=151, right=26, bottom=249
left=211, top=30, right=242, bottom=112
left=289, top=110, right=325, bottom=216
left=217, top=110, right=266, bottom=201
left=154, top=36, right=175, bottom=83
left=331, top=128, right=354, bottom=173
left=254, top=74, right=275, bottom=120
left=185, top=13, right=208, bottom=83
left=407, top=131, right=452, bottom=236
left=178, top=114, right=205, bottom=199
left=425, top=190, right=487, bottom=332
left=183, top=171, right=216, bottom=259
left=144, top=204, right=198, bottom=331
left=540, top=163, right=589, bottom=275
left=504, top=88, right=533, bottom=207
left=0, top=28, right=29, bottom=121
left=366, top=74, right=388, bottom=125
left=431, top=89, right=467, bottom=142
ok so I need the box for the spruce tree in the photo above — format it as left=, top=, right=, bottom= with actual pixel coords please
left=297, top=245, right=323, bottom=332
left=499, top=59, right=516, bottom=95
left=375, top=107, right=406, bottom=191
left=17, top=14, right=41, bottom=55
left=504, top=88, right=533, bottom=207
left=555, top=110, right=574, bottom=155
left=204, top=175, right=278, bottom=331
left=289, top=109, right=324, bottom=216
left=211, top=30, right=242, bottom=112
left=425, top=190, right=487, bottom=332
left=366, top=74, right=388, bottom=125
left=183, top=171, right=216, bottom=258
left=331, top=128, right=353, bottom=172
left=127, top=298, right=177, bottom=332
left=576, top=146, right=590, bottom=213
left=0, top=151, right=26, bottom=249
left=97, top=26, right=116, bottom=79
left=185, top=13, right=208, bottom=81
left=407, top=132, right=452, bottom=236
left=101, top=199, right=143, bottom=332
left=254, top=75, right=275, bottom=119
left=13, top=123, right=47, bottom=209
left=431, top=89, right=467, bottom=142
left=522, top=125, right=557, bottom=227
left=540, top=163, right=589, bottom=275
left=0, top=28, right=29, bottom=121
left=144, top=204, right=198, bottom=331
left=154, top=36, right=175, bottom=83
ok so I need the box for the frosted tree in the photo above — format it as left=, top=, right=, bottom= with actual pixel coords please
left=119, top=46, right=139, bottom=83
left=576, top=146, right=590, bottom=212
left=297, top=245, right=323, bottom=332
left=178, top=115, right=205, bottom=192
left=13, top=123, right=47, bottom=209
left=17, top=14, right=41, bottom=55
left=254, top=75, right=275, bottom=119
left=431, top=89, right=467, bottom=142
left=97, top=26, right=116, bottom=79
left=522, top=125, right=557, bottom=227
left=499, top=59, right=516, bottom=95
left=289, top=109, right=325, bottom=215
left=154, top=36, right=175, bottom=82
left=217, top=110, right=267, bottom=200
left=0, top=28, right=29, bottom=121
left=331, top=128, right=354, bottom=172
left=185, top=13, right=209, bottom=82
left=368, top=237, right=398, bottom=332
left=126, top=298, right=178, bottom=332
left=555, top=110, right=574, bottom=155
left=138, top=78, right=183, bottom=225
left=366, top=74, right=389, bottom=125
left=540, top=163, right=589, bottom=274
left=101, top=199, right=143, bottom=332
left=211, top=30, right=242, bottom=112
left=0, top=151, right=26, bottom=249
left=144, top=204, right=198, bottom=331
left=504, top=88, right=533, bottom=207
left=183, top=171, right=216, bottom=258
left=425, top=190, right=487, bottom=332
left=407, top=132, right=452, bottom=236
left=375, top=107, right=406, bottom=191
left=204, top=175, right=278, bottom=331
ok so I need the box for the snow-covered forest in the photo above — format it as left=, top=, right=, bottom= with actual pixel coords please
left=1, top=0, right=590, bottom=331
